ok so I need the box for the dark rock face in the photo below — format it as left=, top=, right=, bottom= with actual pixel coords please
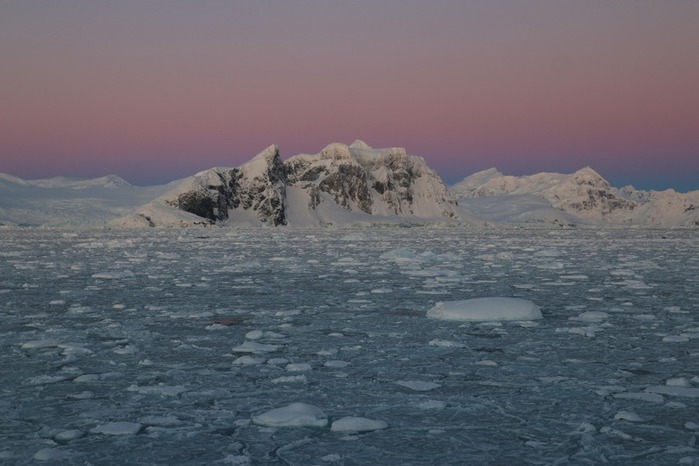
left=167, top=169, right=241, bottom=223
left=316, top=165, right=373, bottom=214
left=165, top=146, right=288, bottom=226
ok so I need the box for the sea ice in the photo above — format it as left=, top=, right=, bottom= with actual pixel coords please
left=427, top=297, right=542, bottom=322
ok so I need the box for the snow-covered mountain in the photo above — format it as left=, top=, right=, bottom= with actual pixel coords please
left=453, top=167, right=699, bottom=227
left=114, top=141, right=465, bottom=227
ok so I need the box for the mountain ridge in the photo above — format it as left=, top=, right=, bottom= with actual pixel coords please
left=1, top=144, right=697, bottom=228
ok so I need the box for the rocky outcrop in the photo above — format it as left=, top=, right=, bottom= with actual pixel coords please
left=142, top=145, right=287, bottom=226
left=286, top=141, right=459, bottom=219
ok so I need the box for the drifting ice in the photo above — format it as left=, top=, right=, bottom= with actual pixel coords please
left=427, top=297, right=542, bottom=322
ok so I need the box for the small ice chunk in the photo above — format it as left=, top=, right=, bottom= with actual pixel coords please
left=613, top=392, right=665, bottom=403
left=666, top=377, right=691, bottom=387
left=233, top=356, right=266, bottom=365
left=416, top=400, right=446, bottom=410
left=222, top=454, right=251, bottom=465
left=252, top=403, right=328, bottom=428
left=286, top=363, right=312, bottom=372
left=271, top=375, right=308, bottom=384
left=662, top=335, right=689, bottom=343
left=427, top=297, right=541, bottom=322
left=476, top=360, right=498, bottom=366
left=396, top=380, right=441, bottom=391
left=245, top=330, right=263, bottom=340
left=330, top=417, right=388, bottom=433
left=614, top=410, right=644, bottom=422
left=21, top=340, right=59, bottom=349
left=571, top=311, right=609, bottom=322
left=127, top=384, right=186, bottom=396
left=428, top=339, right=465, bottom=348
left=645, top=386, right=699, bottom=398
left=90, top=422, right=142, bottom=435
left=684, top=421, right=699, bottom=430
left=267, top=358, right=289, bottom=366
left=54, top=429, right=83, bottom=441
left=91, top=271, right=134, bottom=279
left=232, top=341, right=280, bottom=353
left=33, top=448, right=73, bottom=461
left=324, top=360, right=350, bottom=368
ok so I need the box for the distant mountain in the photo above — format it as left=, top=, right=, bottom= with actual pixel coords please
left=453, top=167, right=699, bottom=227
left=0, top=173, right=165, bottom=227
left=114, top=141, right=468, bottom=227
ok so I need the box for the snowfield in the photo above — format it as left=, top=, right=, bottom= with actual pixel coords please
left=1, top=226, right=698, bottom=464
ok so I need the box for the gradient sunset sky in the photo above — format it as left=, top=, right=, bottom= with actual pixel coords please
left=2, top=1, right=698, bottom=190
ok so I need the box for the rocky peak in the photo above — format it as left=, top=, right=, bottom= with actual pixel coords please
left=570, top=167, right=609, bottom=188
left=319, top=143, right=355, bottom=162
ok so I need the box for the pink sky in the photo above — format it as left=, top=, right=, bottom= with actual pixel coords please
left=2, top=1, right=698, bottom=190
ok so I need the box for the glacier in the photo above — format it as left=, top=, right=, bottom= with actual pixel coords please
left=1, top=226, right=698, bottom=464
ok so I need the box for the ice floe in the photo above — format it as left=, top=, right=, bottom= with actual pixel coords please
left=89, top=422, right=142, bottom=435
left=252, top=403, right=328, bottom=428
left=395, top=380, right=441, bottom=391
left=427, top=297, right=542, bottom=322
left=330, top=417, right=388, bottom=433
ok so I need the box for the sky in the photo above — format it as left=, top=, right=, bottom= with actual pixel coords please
left=1, top=1, right=698, bottom=191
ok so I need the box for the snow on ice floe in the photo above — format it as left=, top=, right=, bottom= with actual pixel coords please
left=252, top=403, right=328, bottom=428
left=427, top=297, right=542, bottom=322
left=330, top=417, right=388, bottom=433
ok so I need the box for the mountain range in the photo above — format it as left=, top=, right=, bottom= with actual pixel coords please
left=1, top=141, right=697, bottom=228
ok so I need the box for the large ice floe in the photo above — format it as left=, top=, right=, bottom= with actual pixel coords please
left=252, top=403, right=328, bottom=428
left=427, top=297, right=542, bottom=321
